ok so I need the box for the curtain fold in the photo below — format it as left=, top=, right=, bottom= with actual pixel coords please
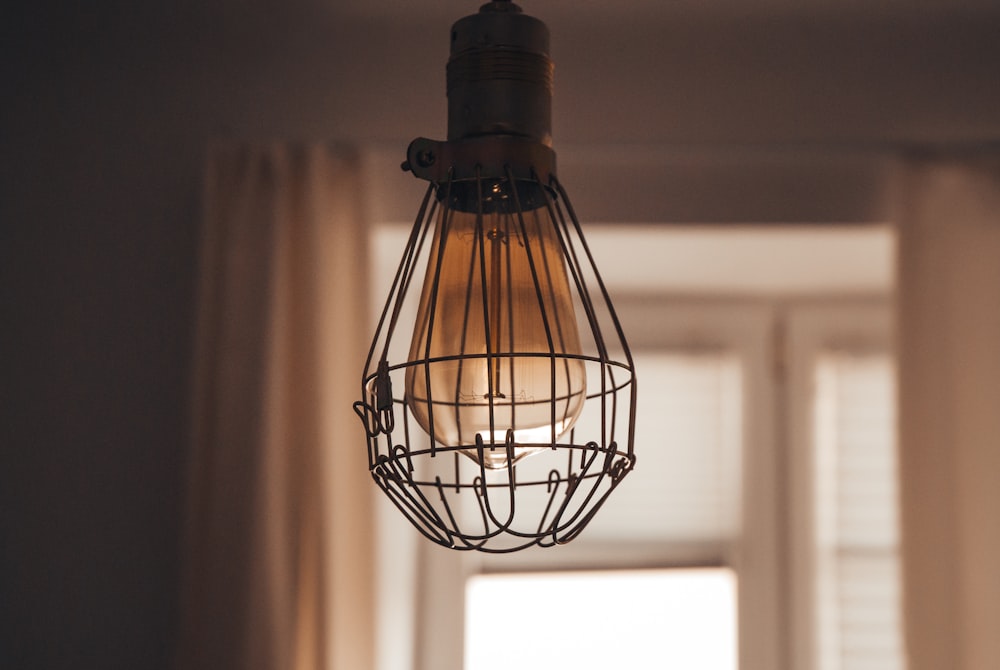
left=897, top=151, right=1000, bottom=670
left=176, top=143, right=374, bottom=670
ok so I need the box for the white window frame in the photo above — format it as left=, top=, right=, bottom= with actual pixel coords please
left=368, top=221, right=897, bottom=670
left=400, top=298, right=781, bottom=670
left=783, top=301, right=897, bottom=670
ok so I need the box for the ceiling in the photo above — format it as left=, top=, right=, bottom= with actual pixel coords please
left=325, top=0, right=1000, bottom=22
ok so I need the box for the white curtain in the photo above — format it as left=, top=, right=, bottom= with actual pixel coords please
left=176, top=143, right=374, bottom=670
left=897, top=151, right=1000, bottom=670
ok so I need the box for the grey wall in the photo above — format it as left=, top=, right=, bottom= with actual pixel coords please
left=2, top=2, right=998, bottom=668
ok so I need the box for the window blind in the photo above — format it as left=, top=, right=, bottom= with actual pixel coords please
left=579, top=351, right=743, bottom=547
left=814, top=352, right=905, bottom=670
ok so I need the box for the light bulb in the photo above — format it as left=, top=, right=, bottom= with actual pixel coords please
left=405, top=179, right=586, bottom=469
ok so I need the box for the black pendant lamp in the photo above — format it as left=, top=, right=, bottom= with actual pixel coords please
left=355, top=0, right=637, bottom=552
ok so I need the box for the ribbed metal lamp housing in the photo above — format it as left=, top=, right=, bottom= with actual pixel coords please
left=355, top=0, right=637, bottom=553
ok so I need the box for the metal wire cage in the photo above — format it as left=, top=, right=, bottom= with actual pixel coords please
left=354, top=138, right=637, bottom=553
left=353, top=0, right=636, bottom=552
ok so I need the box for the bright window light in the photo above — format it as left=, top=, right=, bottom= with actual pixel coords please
left=465, top=568, right=738, bottom=670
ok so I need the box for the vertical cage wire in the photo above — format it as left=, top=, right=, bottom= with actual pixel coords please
left=355, top=167, right=636, bottom=553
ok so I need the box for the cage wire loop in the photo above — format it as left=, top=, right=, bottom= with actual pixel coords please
left=359, top=135, right=636, bottom=552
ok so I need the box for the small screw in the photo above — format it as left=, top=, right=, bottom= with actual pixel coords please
left=416, top=150, right=436, bottom=167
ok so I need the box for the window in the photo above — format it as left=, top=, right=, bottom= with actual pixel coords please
left=389, top=298, right=779, bottom=670
left=465, top=568, right=738, bottom=670
left=787, top=306, right=904, bottom=670
left=578, top=351, right=742, bottom=546
left=370, top=224, right=901, bottom=670
left=815, top=353, right=903, bottom=670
